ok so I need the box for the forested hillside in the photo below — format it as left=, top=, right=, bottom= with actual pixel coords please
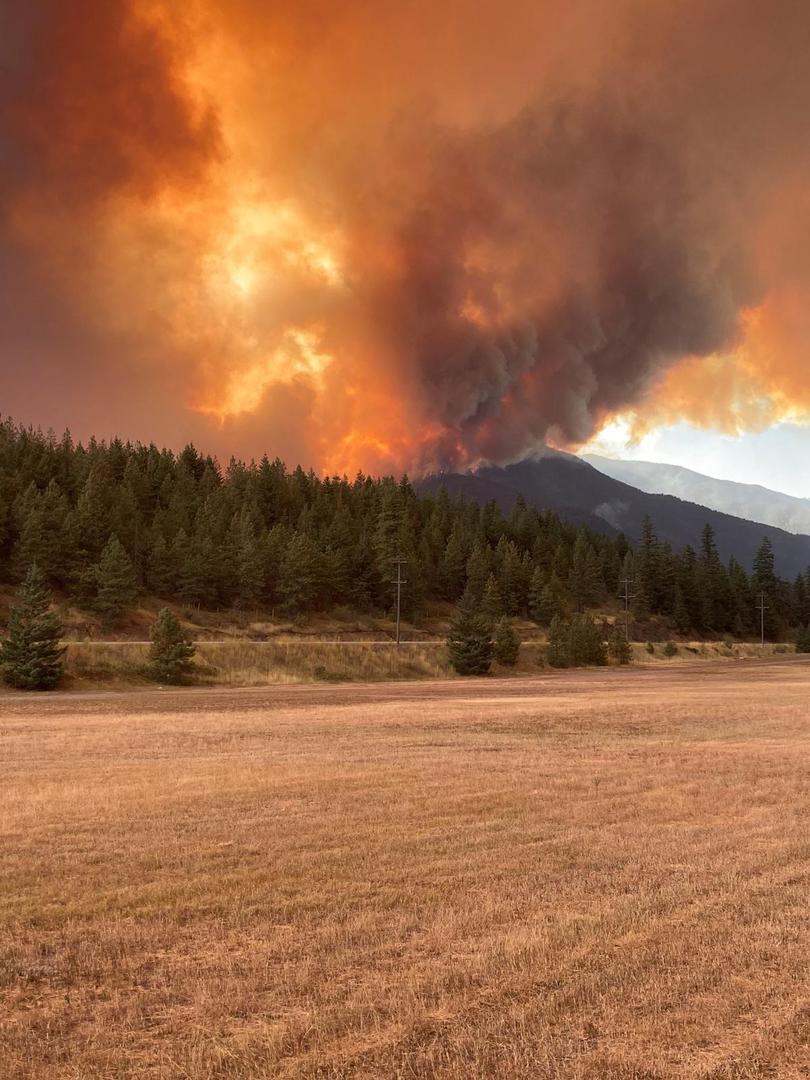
left=1, top=420, right=809, bottom=639
left=423, top=453, right=810, bottom=578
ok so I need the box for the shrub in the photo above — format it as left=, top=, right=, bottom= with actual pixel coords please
left=646, top=641, right=655, bottom=655
left=663, top=641, right=678, bottom=657
left=147, top=608, right=196, bottom=684
left=609, top=628, right=633, bottom=665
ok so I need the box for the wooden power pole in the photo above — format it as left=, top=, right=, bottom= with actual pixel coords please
left=619, top=577, right=636, bottom=643
left=756, top=591, right=768, bottom=647
left=391, top=555, right=407, bottom=646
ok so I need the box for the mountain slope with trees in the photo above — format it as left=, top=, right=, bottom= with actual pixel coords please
left=421, top=450, right=810, bottom=578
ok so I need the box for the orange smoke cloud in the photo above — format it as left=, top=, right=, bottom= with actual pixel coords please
left=2, top=1, right=810, bottom=474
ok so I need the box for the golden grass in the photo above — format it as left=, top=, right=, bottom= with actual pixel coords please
left=62, top=639, right=793, bottom=691
left=3, top=659, right=810, bottom=1078
left=62, top=640, right=549, bottom=687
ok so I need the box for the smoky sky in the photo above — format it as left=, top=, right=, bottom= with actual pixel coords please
left=2, top=0, right=810, bottom=473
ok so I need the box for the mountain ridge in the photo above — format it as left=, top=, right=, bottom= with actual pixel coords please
left=584, top=454, right=810, bottom=535
left=420, top=451, right=810, bottom=578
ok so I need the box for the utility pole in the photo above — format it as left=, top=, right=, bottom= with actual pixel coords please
left=756, top=591, right=768, bottom=647
left=619, top=577, right=635, bottom=643
left=391, top=555, right=407, bottom=646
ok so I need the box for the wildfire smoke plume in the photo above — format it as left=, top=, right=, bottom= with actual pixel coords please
left=2, top=1, right=810, bottom=473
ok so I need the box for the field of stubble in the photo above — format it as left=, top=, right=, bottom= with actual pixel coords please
left=3, top=660, right=810, bottom=1079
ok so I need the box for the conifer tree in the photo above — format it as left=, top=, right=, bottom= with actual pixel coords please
left=480, top=573, right=503, bottom=626
left=534, top=572, right=565, bottom=626
left=570, top=532, right=598, bottom=610
left=528, top=565, right=546, bottom=624
left=753, top=536, right=779, bottom=639
left=0, top=566, right=65, bottom=690
left=465, top=544, right=490, bottom=606
left=637, top=515, right=661, bottom=610
left=568, top=614, right=608, bottom=666
left=147, top=608, right=196, bottom=683
left=796, top=624, right=810, bottom=654
left=495, top=538, right=524, bottom=615
left=547, top=615, right=569, bottom=668
left=608, top=624, right=632, bottom=665
left=94, top=535, right=138, bottom=624
left=439, top=521, right=469, bottom=601
left=233, top=515, right=265, bottom=609
left=145, top=532, right=174, bottom=597
left=446, top=594, right=493, bottom=676
left=492, top=616, right=520, bottom=666
left=278, top=532, right=322, bottom=612
left=673, top=586, right=691, bottom=635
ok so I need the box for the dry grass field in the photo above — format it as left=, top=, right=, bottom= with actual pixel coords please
left=61, top=638, right=795, bottom=690
left=3, top=659, right=810, bottom=1079
left=62, top=639, right=458, bottom=688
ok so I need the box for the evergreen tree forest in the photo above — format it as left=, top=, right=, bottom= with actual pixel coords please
left=1, top=419, right=809, bottom=639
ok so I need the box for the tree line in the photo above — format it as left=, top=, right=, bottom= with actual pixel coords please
left=2, top=419, right=810, bottom=639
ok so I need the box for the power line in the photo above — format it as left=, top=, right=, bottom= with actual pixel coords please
left=756, top=591, right=768, bottom=647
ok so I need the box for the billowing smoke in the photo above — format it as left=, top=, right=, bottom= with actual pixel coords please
left=2, top=1, right=810, bottom=473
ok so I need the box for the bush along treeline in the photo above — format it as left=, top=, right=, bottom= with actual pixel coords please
left=2, top=420, right=810, bottom=643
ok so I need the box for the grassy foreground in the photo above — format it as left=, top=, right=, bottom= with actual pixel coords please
left=3, top=660, right=810, bottom=1078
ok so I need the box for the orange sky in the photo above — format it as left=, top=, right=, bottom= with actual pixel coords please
left=2, top=1, right=810, bottom=474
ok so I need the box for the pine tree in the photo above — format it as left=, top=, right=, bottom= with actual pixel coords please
left=278, top=532, right=322, bottom=612
left=0, top=566, right=65, bottom=690
left=446, top=595, right=493, bottom=676
left=94, top=535, right=138, bottom=624
left=480, top=574, right=503, bottom=626
left=145, top=531, right=175, bottom=597
left=147, top=608, right=196, bottom=683
left=465, top=544, right=490, bottom=606
left=753, top=536, right=776, bottom=588
left=570, top=532, right=601, bottom=610
left=528, top=565, right=546, bottom=623
left=547, top=615, right=569, bottom=668
left=496, top=539, right=524, bottom=616
left=567, top=614, right=608, bottom=666
left=673, top=586, right=691, bottom=635
left=796, top=625, right=810, bottom=654
left=232, top=514, right=265, bottom=609
left=439, top=522, right=469, bottom=601
left=752, top=536, right=779, bottom=640
left=534, top=571, right=565, bottom=626
left=492, top=616, right=520, bottom=666
left=636, top=515, right=661, bottom=611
